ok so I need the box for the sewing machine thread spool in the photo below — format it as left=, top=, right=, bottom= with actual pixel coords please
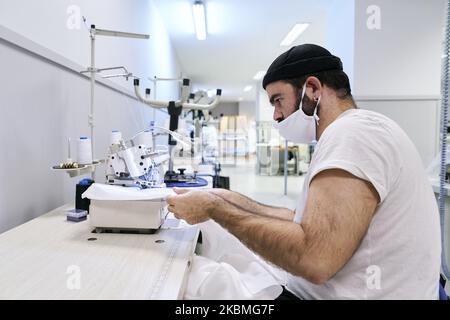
left=77, top=137, right=93, bottom=165
left=110, top=130, right=122, bottom=145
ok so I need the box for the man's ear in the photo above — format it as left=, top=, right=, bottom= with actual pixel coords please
left=305, top=76, right=323, bottom=98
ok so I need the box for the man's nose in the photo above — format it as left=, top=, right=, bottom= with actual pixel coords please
left=273, top=109, right=282, bottom=122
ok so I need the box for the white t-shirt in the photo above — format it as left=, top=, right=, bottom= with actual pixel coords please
left=288, top=108, right=441, bottom=299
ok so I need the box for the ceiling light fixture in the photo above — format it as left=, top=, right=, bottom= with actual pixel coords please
left=192, top=1, right=207, bottom=40
left=243, top=85, right=253, bottom=92
left=280, top=23, right=309, bottom=46
left=253, top=71, right=266, bottom=81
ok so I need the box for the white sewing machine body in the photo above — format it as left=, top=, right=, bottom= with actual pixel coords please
left=84, top=182, right=173, bottom=233
left=106, top=134, right=169, bottom=189
left=89, top=198, right=167, bottom=233
left=85, top=130, right=172, bottom=233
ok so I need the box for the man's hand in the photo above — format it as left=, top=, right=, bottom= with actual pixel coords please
left=166, top=188, right=219, bottom=225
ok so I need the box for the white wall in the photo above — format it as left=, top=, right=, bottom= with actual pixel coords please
left=257, top=89, right=274, bottom=122
left=326, top=0, right=355, bottom=88
left=0, top=0, right=180, bottom=96
left=0, top=0, right=181, bottom=233
left=210, top=102, right=239, bottom=118
left=239, top=101, right=257, bottom=153
left=238, top=101, right=256, bottom=124
left=353, top=0, right=445, bottom=96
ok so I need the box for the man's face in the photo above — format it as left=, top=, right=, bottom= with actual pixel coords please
left=266, top=81, right=300, bottom=123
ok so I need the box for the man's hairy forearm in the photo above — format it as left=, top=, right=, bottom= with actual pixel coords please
left=208, top=189, right=294, bottom=221
left=207, top=194, right=311, bottom=278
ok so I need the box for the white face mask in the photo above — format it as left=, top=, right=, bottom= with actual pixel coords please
left=273, top=84, right=320, bottom=144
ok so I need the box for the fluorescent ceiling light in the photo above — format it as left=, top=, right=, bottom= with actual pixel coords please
left=253, top=71, right=266, bottom=81
left=193, top=1, right=207, bottom=40
left=280, top=23, right=309, bottom=46
left=238, top=97, right=243, bottom=101
left=243, top=85, right=253, bottom=92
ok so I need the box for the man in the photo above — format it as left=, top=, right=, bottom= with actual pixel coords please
left=167, top=44, right=441, bottom=299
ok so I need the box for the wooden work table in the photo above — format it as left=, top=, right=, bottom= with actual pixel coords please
left=0, top=205, right=199, bottom=300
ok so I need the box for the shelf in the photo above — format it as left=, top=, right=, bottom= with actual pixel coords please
left=51, top=160, right=105, bottom=178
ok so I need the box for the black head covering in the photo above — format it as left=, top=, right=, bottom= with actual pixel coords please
left=262, top=44, right=343, bottom=89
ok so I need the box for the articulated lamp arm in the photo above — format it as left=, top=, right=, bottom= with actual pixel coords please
left=134, top=79, right=169, bottom=108
left=133, top=79, right=222, bottom=110
left=181, top=89, right=222, bottom=110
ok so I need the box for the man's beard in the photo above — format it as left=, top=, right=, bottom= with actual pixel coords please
left=296, top=93, right=316, bottom=116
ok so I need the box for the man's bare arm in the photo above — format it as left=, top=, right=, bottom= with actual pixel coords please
left=206, top=169, right=379, bottom=284
left=207, top=188, right=295, bottom=221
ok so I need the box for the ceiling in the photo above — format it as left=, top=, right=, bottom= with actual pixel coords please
left=152, top=0, right=335, bottom=102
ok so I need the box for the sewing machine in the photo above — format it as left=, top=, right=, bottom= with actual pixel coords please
left=134, top=78, right=224, bottom=187
left=105, top=134, right=169, bottom=189
left=85, top=73, right=223, bottom=232
left=87, top=130, right=171, bottom=233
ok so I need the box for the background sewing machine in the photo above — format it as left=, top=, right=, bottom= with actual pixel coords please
left=134, top=78, right=226, bottom=188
